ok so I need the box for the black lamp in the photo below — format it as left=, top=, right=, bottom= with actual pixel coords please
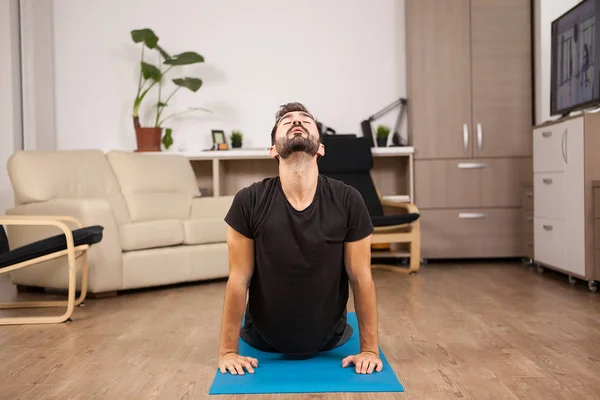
left=361, top=97, right=407, bottom=147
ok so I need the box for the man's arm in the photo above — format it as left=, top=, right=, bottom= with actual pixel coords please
left=217, top=226, right=256, bottom=374
left=344, top=234, right=379, bottom=355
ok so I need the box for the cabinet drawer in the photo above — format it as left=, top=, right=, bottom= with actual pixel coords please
left=534, top=217, right=565, bottom=269
left=534, top=172, right=565, bottom=219
left=523, top=233, right=533, bottom=258
left=595, top=188, right=600, bottom=218
left=420, top=208, right=521, bottom=258
left=522, top=210, right=533, bottom=235
left=415, top=158, right=525, bottom=209
left=596, top=220, right=600, bottom=250
left=522, top=186, right=533, bottom=210
left=533, top=124, right=566, bottom=173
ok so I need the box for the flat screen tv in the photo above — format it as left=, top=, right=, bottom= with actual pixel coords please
left=551, top=0, right=600, bottom=116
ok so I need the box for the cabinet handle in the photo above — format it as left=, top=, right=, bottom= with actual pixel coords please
left=458, top=162, right=487, bottom=169
left=527, top=216, right=534, bottom=221
left=459, top=212, right=487, bottom=219
left=561, top=129, right=568, bottom=163
left=477, top=123, right=483, bottom=151
left=542, top=131, right=552, bottom=138
left=526, top=191, right=533, bottom=198
left=543, top=224, right=553, bottom=231
left=542, top=178, right=553, bottom=184
left=463, top=123, right=469, bottom=153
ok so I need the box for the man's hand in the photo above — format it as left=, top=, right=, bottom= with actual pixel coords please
left=218, top=352, right=259, bottom=375
left=341, top=351, right=383, bottom=374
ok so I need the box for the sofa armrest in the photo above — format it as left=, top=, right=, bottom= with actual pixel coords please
left=5, top=198, right=123, bottom=293
left=190, top=195, right=235, bottom=220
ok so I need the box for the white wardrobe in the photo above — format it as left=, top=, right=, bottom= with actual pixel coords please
left=532, top=113, right=600, bottom=291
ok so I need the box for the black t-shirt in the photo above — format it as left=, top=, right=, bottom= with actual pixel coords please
left=224, top=174, right=374, bottom=356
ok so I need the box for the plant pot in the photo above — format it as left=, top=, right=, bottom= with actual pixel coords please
left=135, top=127, right=162, bottom=152
left=376, top=137, right=388, bottom=147
left=231, top=141, right=242, bottom=148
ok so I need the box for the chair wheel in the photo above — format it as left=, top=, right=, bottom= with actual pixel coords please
left=589, top=281, right=598, bottom=293
left=568, top=276, right=576, bottom=285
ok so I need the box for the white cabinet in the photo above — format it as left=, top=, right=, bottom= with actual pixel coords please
left=533, top=115, right=587, bottom=278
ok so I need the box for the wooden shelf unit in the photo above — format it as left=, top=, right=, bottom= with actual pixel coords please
left=182, top=147, right=415, bottom=201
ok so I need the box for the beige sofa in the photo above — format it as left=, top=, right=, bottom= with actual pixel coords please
left=4, top=149, right=233, bottom=296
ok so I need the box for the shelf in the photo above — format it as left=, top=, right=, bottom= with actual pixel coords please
left=184, top=146, right=414, bottom=161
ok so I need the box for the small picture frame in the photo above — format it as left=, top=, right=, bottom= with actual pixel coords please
left=211, top=130, right=228, bottom=150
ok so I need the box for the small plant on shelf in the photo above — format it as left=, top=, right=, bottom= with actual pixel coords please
left=130, top=28, right=210, bottom=151
left=376, top=125, right=390, bottom=147
left=230, top=130, right=243, bottom=148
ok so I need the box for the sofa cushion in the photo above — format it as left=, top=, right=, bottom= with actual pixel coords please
left=183, top=218, right=227, bottom=245
left=7, top=150, right=131, bottom=224
left=120, top=220, right=184, bottom=251
left=106, top=151, right=201, bottom=222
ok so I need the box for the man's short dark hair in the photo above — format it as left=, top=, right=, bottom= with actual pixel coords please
left=271, top=102, right=320, bottom=145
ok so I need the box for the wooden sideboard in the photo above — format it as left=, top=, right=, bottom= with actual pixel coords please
left=593, top=181, right=600, bottom=292
left=183, top=146, right=415, bottom=203
left=532, top=113, right=600, bottom=292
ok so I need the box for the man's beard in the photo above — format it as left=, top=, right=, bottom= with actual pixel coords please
left=275, top=128, right=319, bottom=159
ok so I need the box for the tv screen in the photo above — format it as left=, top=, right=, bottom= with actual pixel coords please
left=551, top=0, right=599, bottom=116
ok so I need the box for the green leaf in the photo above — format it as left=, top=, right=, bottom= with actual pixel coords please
left=141, top=62, right=161, bottom=81
left=162, top=128, right=173, bottom=149
left=164, top=51, right=204, bottom=65
left=172, top=77, right=202, bottom=92
left=155, top=44, right=171, bottom=60
left=131, top=29, right=158, bottom=48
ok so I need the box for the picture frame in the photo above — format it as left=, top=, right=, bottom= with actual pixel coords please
left=211, top=130, right=228, bottom=150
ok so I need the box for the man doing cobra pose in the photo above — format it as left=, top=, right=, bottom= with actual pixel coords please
left=217, top=102, right=382, bottom=375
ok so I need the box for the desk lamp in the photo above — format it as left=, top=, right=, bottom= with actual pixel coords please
left=361, top=97, right=407, bottom=147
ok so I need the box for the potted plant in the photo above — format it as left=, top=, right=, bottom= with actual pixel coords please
left=131, top=28, right=209, bottom=151
left=230, top=130, right=243, bottom=148
left=376, top=125, right=390, bottom=147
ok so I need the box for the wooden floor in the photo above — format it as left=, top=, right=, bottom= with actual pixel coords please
left=1, top=261, right=600, bottom=399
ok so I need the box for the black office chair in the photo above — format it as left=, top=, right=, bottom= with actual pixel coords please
left=0, top=216, right=103, bottom=325
left=319, top=135, right=421, bottom=273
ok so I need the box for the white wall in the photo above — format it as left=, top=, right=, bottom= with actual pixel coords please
left=0, top=0, right=23, bottom=214
left=20, top=0, right=57, bottom=151
left=51, top=0, right=407, bottom=152
left=535, top=0, right=581, bottom=125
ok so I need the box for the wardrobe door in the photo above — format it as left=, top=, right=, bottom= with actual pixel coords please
left=469, top=0, right=532, bottom=158
left=406, top=0, right=473, bottom=160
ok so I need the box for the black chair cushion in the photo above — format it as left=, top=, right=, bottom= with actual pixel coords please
left=0, top=225, right=9, bottom=255
left=319, top=135, right=421, bottom=227
left=0, top=225, right=104, bottom=269
left=320, top=136, right=386, bottom=218
left=321, top=172, right=385, bottom=218
left=372, top=214, right=420, bottom=227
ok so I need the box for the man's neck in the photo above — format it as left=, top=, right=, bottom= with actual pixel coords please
left=279, top=153, right=319, bottom=211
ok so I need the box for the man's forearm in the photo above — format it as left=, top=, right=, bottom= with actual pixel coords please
left=351, top=278, right=379, bottom=355
left=218, top=279, right=248, bottom=357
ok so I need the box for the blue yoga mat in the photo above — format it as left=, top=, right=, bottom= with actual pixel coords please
left=209, top=312, right=404, bottom=395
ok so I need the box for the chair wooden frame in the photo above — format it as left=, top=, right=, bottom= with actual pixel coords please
left=0, top=215, right=89, bottom=325
left=371, top=193, right=421, bottom=275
